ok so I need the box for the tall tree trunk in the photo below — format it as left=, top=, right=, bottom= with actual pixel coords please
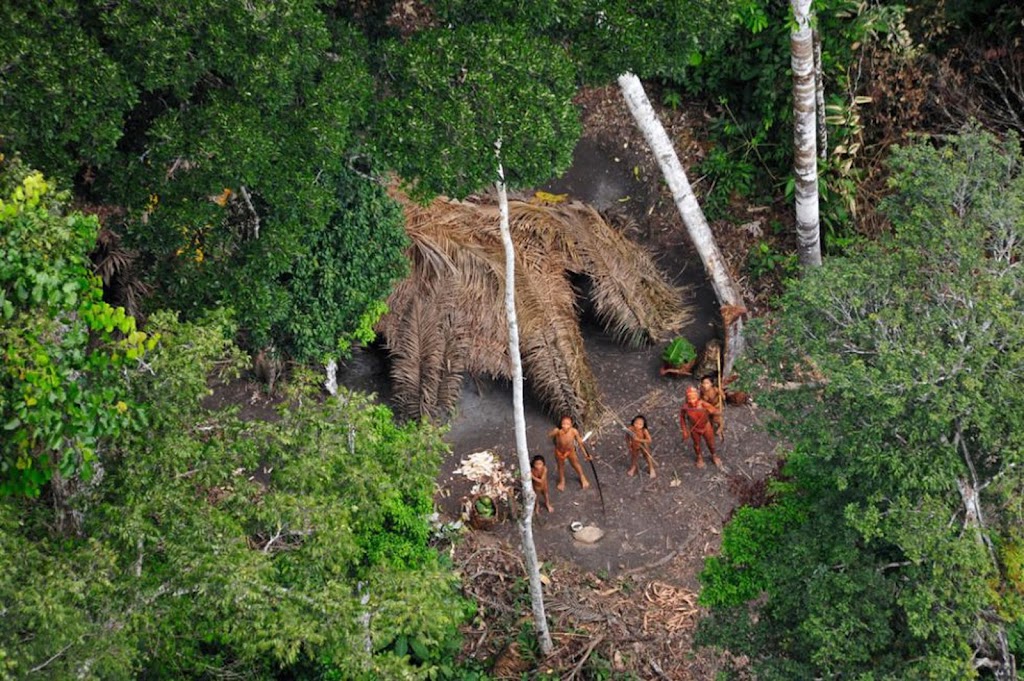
left=50, top=467, right=84, bottom=537
left=617, top=72, right=746, bottom=376
left=791, top=0, right=822, bottom=267
left=813, top=28, right=827, bottom=161
left=495, top=141, right=553, bottom=655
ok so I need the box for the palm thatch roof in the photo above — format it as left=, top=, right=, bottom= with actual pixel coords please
left=377, top=190, right=692, bottom=422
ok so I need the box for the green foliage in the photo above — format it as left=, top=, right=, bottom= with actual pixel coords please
left=0, top=159, right=151, bottom=497
left=747, top=240, right=798, bottom=280
left=699, top=491, right=806, bottom=608
left=1, top=2, right=399, bottom=360
left=819, top=96, right=872, bottom=249
left=4, top=0, right=371, bottom=202
left=0, top=312, right=473, bottom=679
left=428, top=0, right=740, bottom=83
left=697, top=145, right=757, bottom=219
left=661, top=337, right=697, bottom=367
left=916, top=0, right=1024, bottom=49
left=677, top=1, right=905, bottom=232
left=278, top=171, right=408, bottom=360
left=0, top=503, right=137, bottom=679
left=662, top=88, right=683, bottom=110
left=679, top=0, right=800, bottom=173
left=170, top=168, right=410, bottom=361
left=124, top=327, right=467, bottom=677
left=372, top=22, right=581, bottom=200
left=698, top=129, right=1024, bottom=677
left=474, top=496, right=496, bottom=518
left=997, top=527, right=1024, bottom=660
left=0, top=2, right=137, bottom=176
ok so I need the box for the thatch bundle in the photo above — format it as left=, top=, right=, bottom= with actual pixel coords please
left=377, top=191, right=692, bottom=422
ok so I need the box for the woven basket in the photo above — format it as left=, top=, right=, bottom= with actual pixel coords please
left=468, top=495, right=505, bottom=530
left=469, top=510, right=499, bottom=531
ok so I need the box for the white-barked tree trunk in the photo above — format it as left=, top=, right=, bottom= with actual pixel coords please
left=617, top=72, right=746, bottom=376
left=791, top=0, right=823, bottom=267
left=495, top=141, right=553, bottom=655
left=813, top=28, right=827, bottom=161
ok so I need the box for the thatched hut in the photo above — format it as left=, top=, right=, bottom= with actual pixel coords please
left=377, top=191, right=692, bottom=422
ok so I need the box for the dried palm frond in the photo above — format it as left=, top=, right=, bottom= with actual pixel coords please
left=525, top=200, right=684, bottom=347
left=514, top=253, right=598, bottom=424
left=380, top=188, right=692, bottom=422
left=478, top=199, right=687, bottom=346
left=386, top=287, right=464, bottom=421
left=387, top=294, right=438, bottom=418
left=91, top=228, right=151, bottom=318
left=93, top=228, right=135, bottom=284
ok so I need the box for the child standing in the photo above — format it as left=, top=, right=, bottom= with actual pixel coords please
left=530, top=455, right=554, bottom=513
left=625, top=414, right=655, bottom=478
left=699, top=376, right=725, bottom=440
left=548, top=415, right=591, bottom=491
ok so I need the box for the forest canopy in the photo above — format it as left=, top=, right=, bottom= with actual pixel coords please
left=3, top=0, right=1024, bottom=678
left=697, top=129, right=1024, bottom=677
left=0, top=158, right=473, bottom=678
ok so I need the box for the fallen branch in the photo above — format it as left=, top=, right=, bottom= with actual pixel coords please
left=768, top=380, right=828, bottom=391
left=463, top=589, right=513, bottom=615
left=468, top=568, right=512, bottom=583
left=463, top=545, right=525, bottom=573
left=649, top=657, right=672, bottom=681
left=618, top=550, right=678, bottom=579
left=565, top=634, right=605, bottom=680
left=618, top=72, right=746, bottom=374
left=28, top=643, right=73, bottom=675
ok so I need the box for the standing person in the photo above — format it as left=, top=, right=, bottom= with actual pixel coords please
left=548, top=416, right=591, bottom=491
left=625, top=414, right=655, bottom=479
left=530, top=455, right=554, bottom=514
left=693, top=338, right=722, bottom=379
left=699, top=376, right=725, bottom=440
left=680, top=386, right=721, bottom=468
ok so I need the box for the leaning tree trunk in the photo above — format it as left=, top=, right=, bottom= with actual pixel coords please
left=495, top=140, right=553, bottom=655
left=791, top=0, right=823, bottom=267
left=617, top=72, right=746, bottom=376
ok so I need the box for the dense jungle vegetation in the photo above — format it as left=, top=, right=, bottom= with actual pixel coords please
left=2, top=0, right=1023, bottom=678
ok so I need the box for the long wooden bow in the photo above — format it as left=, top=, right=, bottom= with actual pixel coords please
left=578, top=431, right=606, bottom=516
